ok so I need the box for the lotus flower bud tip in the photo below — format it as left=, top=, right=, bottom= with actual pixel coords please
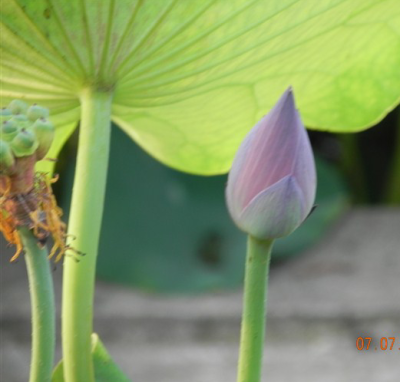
left=226, top=87, right=317, bottom=240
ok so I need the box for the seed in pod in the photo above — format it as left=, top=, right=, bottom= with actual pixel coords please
left=27, top=104, right=49, bottom=122
left=12, top=114, right=29, bottom=122
left=0, top=140, right=15, bottom=172
left=0, top=107, right=12, bottom=116
left=8, top=100, right=28, bottom=115
left=10, top=128, right=39, bottom=157
left=1, top=120, right=20, bottom=142
left=32, top=118, right=55, bottom=160
left=9, top=115, right=30, bottom=131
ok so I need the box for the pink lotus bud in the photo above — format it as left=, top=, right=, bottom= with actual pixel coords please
left=226, top=88, right=316, bottom=240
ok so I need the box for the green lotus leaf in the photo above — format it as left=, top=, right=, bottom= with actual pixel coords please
left=1, top=0, right=400, bottom=174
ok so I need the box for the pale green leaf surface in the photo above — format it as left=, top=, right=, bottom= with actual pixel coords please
left=52, top=333, right=131, bottom=382
left=1, top=0, right=400, bottom=174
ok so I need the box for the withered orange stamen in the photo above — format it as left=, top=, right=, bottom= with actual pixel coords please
left=0, top=172, right=78, bottom=262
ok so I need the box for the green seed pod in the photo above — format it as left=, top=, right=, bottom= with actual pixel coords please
left=0, top=107, right=12, bottom=116
left=27, top=104, right=49, bottom=122
left=1, top=120, right=20, bottom=142
left=9, top=115, right=30, bottom=130
left=0, top=140, right=15, bottom=172
left=0, top=116, right=10, bottom=124
left=8, top=100, right=28, bottom=115
left=10, top=128, right=39, bottom=157
left=12, top=113, right=28, bottom=121
left=32, top=118, right=55, bottom=159
left=1, top=109, right=12, bottom=125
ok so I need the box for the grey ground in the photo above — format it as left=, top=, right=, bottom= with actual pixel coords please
left=1, top=208, right=399, bottom=382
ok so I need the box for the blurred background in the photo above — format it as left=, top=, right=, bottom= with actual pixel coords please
left=1, top=106, right=399, bottom=381
left=53, top=106, right=400, bottom=292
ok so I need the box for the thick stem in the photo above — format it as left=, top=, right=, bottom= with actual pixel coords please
left=20, top=227, right=55, bottom=382
left=385, top=109, right=400, bottom=204
left=62, top=88, right=113, bottom=382
left=237, top=236, right=273, bottom=382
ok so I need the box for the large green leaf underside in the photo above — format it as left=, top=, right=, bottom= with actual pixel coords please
left=1, top=0, right=400, bottom=174
left=52, top=333, right=131, bottom=382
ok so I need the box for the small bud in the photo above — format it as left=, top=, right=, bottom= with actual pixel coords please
left=12, top=113, right=28, bottom=122
left=2, top=120, right=20, bottom=142
left=10, top=128, right=39, bottom=157
left=0, top=107, right=12, bottom=116
left=8, top=115, right=30, bottom=131
left=32, top=118, right=55, bottom=159
left=27, top=104, right=49, bottom=122
left=226, top=88, right=317, bottom=240
left=8, top=100, right=28, bottom=115
left=0, top=116, right=11, bottom=125
left=0, top=140, right=15, bottom=172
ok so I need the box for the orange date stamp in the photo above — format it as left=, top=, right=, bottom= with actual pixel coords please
left=356, top=337, right=400, bottom=351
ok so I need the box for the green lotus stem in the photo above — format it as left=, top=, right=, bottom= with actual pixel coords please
left=62, top=88, right=113, bottom=382
left=19, top=227, right=55, bottom=382
left=385, top=109, right=400, bottom=204
left=237, top=236, right=273, bottom=382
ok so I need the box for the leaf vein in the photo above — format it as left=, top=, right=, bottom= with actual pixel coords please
left=121, top=0, right=346, bottom=91
left=117, top=0, right=179, bottom=78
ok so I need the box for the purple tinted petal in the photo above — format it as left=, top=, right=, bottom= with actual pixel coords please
left=226, top=88, right=303, bottom=213
left=226, top=123, right=260, bottom=220
left=292, top=126, right=316, bottom=213
left=237, top=175, right=305, bottom=239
